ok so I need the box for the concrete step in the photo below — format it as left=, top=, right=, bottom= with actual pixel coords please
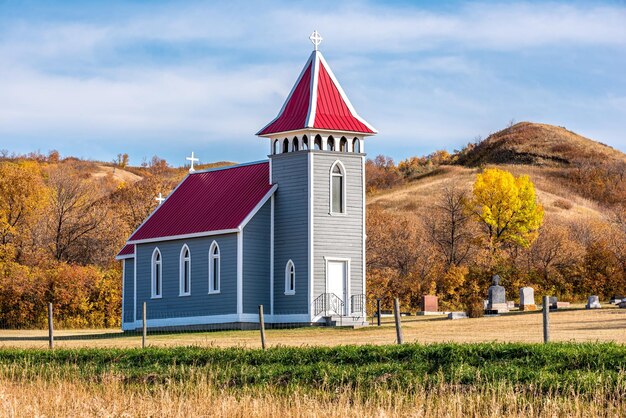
left=323, top=315, right=369, bottom=328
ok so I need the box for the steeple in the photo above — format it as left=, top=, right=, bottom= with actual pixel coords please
left=257, top=32, right=376, bottom=137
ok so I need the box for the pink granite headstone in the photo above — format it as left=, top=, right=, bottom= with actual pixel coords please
left=421, top=295, right=438, bottom=312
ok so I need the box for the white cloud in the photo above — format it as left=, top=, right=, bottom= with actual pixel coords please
left=0, top=0, right=625, bottom=162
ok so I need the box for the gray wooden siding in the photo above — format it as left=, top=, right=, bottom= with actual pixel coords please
left=243, top=199, right=271, bottom=314
left=123, top=258, right=134, bottom=324
left=270, top=152, right=309, bottom=314
left=312, top=152, right=364, bottom=307
left=135, top=234, right=237, bottom=320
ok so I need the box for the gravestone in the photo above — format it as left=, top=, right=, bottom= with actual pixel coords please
left=609, top=295, right=625, bottom=305
left=519, top=287, right=537, bottom=311
left=586, top=295, right=601, bottom=309
left=421, top=295, right=438, bottom=312
left=549, top=296, right=558, bottom=310
left=448, top=312, right=468, bottom=320
left=487, top=275, right=508, bottom=313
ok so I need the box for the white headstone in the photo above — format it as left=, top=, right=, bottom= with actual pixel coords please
left=586, top=295, right=601, bottom=309
left=448, top=312, right=468, bottom=320
left=520, top=287, right=535, bottom=306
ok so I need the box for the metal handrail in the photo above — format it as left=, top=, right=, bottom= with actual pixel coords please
left=313, top=293, right=345, bottom=317
left=350, top=294, right=365, bottom=315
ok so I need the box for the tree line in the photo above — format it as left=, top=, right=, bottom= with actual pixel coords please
left=367, top=162, right=626, bottom=315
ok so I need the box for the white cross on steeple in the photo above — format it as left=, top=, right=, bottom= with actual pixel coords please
left=155, top=193, right=165, bottom=205
left=309, top=30, right=322, bottom=51
left=186, top=151, right=199, bottom=173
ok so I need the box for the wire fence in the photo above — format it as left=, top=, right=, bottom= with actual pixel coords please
left=1, top=297, right=625, bottom=350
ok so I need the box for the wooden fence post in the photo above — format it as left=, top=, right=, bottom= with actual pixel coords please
left=47, top=303, right=54, bottom=350
left=543, top=296, right=550, bottom=343
left=259, top=305, right=267, bottom=350
left=376, top=298, right=381, bottom=327
left=393, top=298, right=404, bottom=344
left=142, top=302, right=147, bottom=349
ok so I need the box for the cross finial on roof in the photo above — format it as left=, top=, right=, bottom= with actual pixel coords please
left=186, top=151, right=199, bottom=173
left=309, top=30, right=322, bottom=51
left=155, top=193, right=165, bottom=205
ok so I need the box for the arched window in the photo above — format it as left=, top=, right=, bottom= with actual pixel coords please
left=209, top=241, right=220, bottom=293
left=302, top=135, right=309, bottom=150
left=292, top=137, right=299, bottom=151
left=285, top=260, right=295, bottom=295
left=352, top=138, right=360, bottom=153
left=327, top=136, right=335, bottom=151
left=179, top=245, right=191, bottom=296
left=314, top=135, right=322, bottom=150
left=330, top=161, right=346, bottom=214
left=282, top=138, right=289, bottom=153
left=273, top=139, right=280, bottom=155
left=339, top=137, right=348, bottom=152
left=151, top=248, right=162, bottom=298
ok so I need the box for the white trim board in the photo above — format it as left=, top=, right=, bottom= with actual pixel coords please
left=256, top=51, right=316, bottom=136
left=237, top=231, right=243, bottom=315
left=238, top=184, right=278, bottom=229
left=115, top=253, right=135, bottom=260
left=124, top=313, right=312, bottom=330
left=316, top=52, right=378, bottom=134
left=308, top=151, right=314, bottom=321
left=128, top=229, right=240, bottom=245
left=270, top=194, right=275, bottom=316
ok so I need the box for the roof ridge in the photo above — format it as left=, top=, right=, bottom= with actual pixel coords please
left=191, top=159, right=268, bottom=174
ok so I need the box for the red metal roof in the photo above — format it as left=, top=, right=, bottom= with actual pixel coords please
left=127, top=162, right=272, bottom=243
left=116, top=244, right=134, bottom=258
left=257, top=50, right=376, bottom=136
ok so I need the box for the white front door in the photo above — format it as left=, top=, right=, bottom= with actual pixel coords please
left=327, top=260, right=347, bottom=315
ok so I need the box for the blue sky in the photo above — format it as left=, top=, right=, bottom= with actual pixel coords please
left=1, top=0, right=625, bottom=166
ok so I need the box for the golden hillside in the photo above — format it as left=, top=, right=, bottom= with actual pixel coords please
left=456, top=122, right=626, bottom=167
left=369, top=122, right=626, bottom=222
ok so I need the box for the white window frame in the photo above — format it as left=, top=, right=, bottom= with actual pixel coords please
left=285, top=260, right=295, bottom=295
left=151, top=248, right=162, bottom=299
left=179, top=244, right=191, bottom=296
left=209, top=241, right=221, bottom=294
left=329, top=160, right=347, bottom=215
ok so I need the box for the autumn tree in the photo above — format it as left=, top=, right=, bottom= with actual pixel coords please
left=469, top=168, right=544, bottom=250
left=425, top=183, right=475, bottom=268
left=0, top=162, right=46, bottom=250
left=366, top=207, right=438, bottom=309
left=45, top=165, right=107, bottom=262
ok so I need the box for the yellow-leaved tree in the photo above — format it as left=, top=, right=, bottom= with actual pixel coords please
left=470, top=168, right=544, bottom=249
left=0, top=161, right=46, bottom=248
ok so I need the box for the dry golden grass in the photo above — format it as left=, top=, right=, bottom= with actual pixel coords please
left=0, top=373, right=624, bottom=418
left=368, top=164, right=605, bottom=224
left=1, top=307, right=624, bottom=349
left=91, top=165, right=143, bottom=184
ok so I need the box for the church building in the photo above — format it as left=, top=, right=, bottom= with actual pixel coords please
left=116, top=33, right=377, bottom=330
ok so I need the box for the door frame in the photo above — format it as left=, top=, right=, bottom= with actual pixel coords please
left=324, top=257, right=351, bottom=315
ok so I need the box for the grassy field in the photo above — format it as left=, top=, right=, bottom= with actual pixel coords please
left=1, top=306, right=624, bottom=349
left=0, top=343, right=625, bottom=417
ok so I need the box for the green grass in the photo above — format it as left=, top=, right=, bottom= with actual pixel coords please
left=1, top=343, right=625, bottom=394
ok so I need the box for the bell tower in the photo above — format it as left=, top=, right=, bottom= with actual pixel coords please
left=257, top=32, right=376, bottom=321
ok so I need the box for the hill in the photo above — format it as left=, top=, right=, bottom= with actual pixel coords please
left=456, top=122, right=626, bottom=167
left=366, top=121, right=626, bottom=308
left=370, top=122, right=626, bottom=217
